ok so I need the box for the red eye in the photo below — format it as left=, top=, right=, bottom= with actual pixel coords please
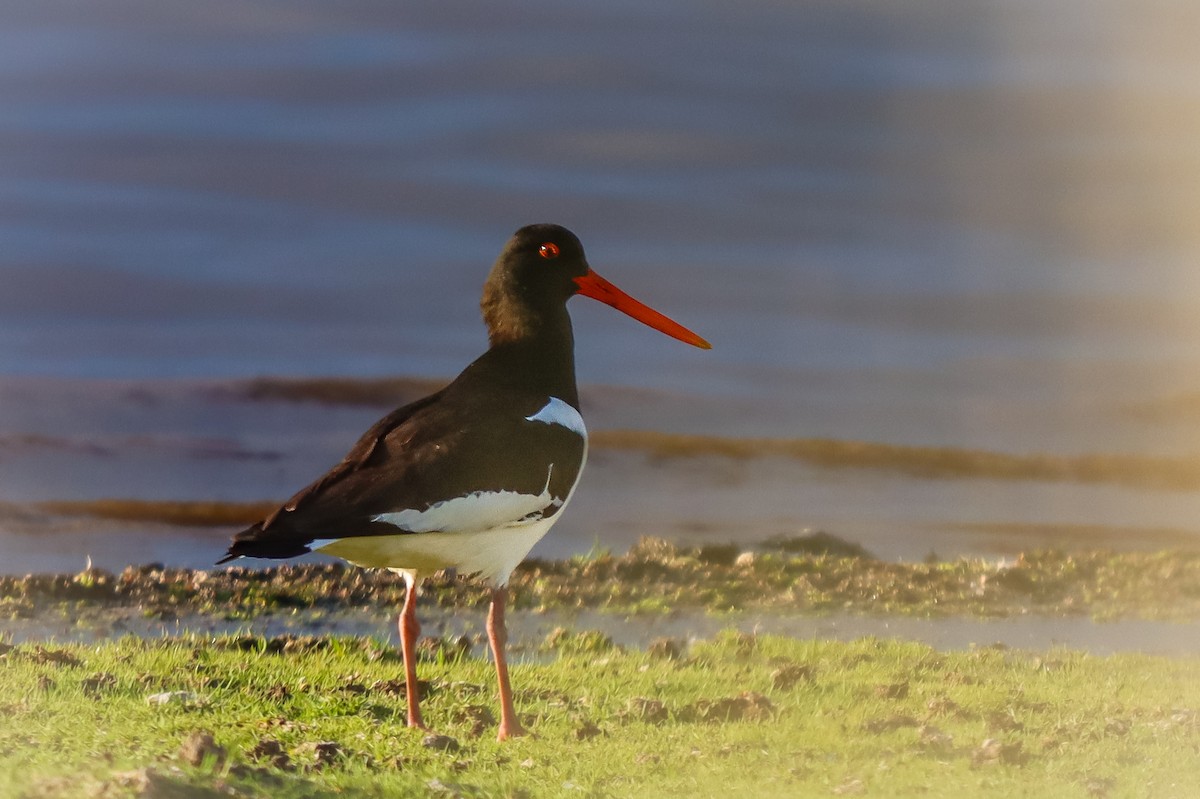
left=538, top=242, right=560, bottom=259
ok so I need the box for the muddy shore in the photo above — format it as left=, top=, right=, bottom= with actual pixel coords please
left=5, top=536, right=1199, bottom=656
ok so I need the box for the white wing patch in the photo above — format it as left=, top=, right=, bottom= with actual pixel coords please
left=525, top=397, right=587, bottom=438
left=369, top=466, right=558, bottom=534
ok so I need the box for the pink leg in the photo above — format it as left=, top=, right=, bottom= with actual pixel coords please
left=398, top=576, right=427, bottom=730
left=487, top=586, right=527, bottom=740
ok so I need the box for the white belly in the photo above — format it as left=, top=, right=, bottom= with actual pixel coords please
left=313, top=516, right=558, bottom=586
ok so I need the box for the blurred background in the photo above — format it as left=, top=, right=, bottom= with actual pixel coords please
left=2, top=0, right=1200, bottom=573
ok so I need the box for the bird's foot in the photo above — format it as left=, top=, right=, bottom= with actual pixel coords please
left=496, top=719, right=531, bottom=741
left=404, top=705, right=430, bottom=732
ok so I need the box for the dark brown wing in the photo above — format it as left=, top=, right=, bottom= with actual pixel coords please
left=218, top=385, right=585, bottom=562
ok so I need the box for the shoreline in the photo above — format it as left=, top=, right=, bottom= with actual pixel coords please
left=5, top=537, right=1200, bottom=658
left=4, top=537, right=1198, bottom=624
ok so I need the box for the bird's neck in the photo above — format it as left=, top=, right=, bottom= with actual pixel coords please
left=465, top=322, right=581, bottom=407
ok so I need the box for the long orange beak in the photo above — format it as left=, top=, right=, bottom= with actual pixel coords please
left=573, top=269, right=711, bottom=349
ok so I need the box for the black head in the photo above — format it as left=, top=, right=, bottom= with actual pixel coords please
left=481, top=223, right=711, bottom=350
left=481, top=224, right=590, bottom=345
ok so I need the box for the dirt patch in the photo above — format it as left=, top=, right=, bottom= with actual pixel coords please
left=678, top=691, right=775, bottom=723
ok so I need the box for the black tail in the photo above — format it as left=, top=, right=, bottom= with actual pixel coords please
left=215, top=522, right=312, bottom=565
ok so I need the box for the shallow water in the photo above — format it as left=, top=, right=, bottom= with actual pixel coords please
left=2, top=0, right=1200, bottom=572
left=3, top=377, right=1200, bottom=575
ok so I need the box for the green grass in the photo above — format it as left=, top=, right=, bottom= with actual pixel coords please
left=2, top=631, right=1198, bottom=798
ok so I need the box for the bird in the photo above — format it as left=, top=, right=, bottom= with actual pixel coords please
left=218, top=223, right=709, bottom=740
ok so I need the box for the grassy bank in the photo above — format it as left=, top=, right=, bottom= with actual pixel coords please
left=4, top=541, right=1199, bottom=796
left=2, top=631, right=1199, bottom=798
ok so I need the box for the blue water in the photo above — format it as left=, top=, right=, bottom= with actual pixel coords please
left=2, top=0, right=1200, bottom=572
left=5, top=0, right=1197, bottom=375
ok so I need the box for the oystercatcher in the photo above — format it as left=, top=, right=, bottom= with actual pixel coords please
left=218, top=223, right=709, bottom=740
